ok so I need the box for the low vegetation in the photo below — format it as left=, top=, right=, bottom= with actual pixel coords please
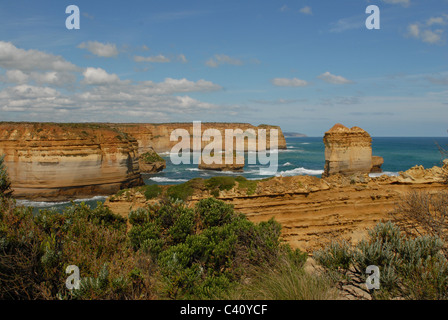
left=0, top=155, right=11, bottom=197
left=140, top=151, right=165, bottom=164
left=1, top=161, right=328, bottom=300
left=2, top=153, right=448, bottom=300
left=314, top=191, right=448, bottom=300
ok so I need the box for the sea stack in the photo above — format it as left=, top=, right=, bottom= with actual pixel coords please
left=198, top=152, right=245, bottom=172
left=322, top=124, right=378, bottom=177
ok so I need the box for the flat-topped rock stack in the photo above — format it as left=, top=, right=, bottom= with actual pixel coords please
left=322, top=123, right=383, bottom=177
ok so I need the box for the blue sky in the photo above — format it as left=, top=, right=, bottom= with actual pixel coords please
left=0, top=0, right=447, bottom=136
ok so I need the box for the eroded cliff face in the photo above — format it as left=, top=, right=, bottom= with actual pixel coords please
left=105, top=163, right=448, bottom=252
left=322, top=124, right=381, bottom=177
left=0, top=123, right=143, bottom=201
left=111, top=123, right=287, bottom=154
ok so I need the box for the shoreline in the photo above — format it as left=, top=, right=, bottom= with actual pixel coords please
left=103, top=163, right=447, bottom=252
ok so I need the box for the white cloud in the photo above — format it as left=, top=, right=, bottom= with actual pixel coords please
left=408, top=23, right=420, bottom=38
left=382, top=0, right=410, bottom=7
left=318, top=72, right=353, bottom=85
left=0, top=41, right=78, bottom=72
left=329, top=15, right=365, bottom=33
left=133, top=54, right=171, bottom=63
left=299, top=6, right=312, bottom=15
left=206, top=54, right=243, bottom=68
left=5, top=70, right=29, bottom=83
left=271, top=77, right=309, bottom=87
left=178, top=54, right=188, bottom=63
left=148, top=78, right=221, bottom=94
left=78, top=41, right=118, bottom=58
left=0, top=43, right=230, bottom=122
left=427, top=16, right=447, bottom=26
left=0, top=85, right=73, bottom=112
left=407, top=18, right=446, bottom=44
left=82, top=67, right=126, bottom=85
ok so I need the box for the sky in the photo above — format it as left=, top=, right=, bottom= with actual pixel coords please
left=0, top=0, right=447, bottom=136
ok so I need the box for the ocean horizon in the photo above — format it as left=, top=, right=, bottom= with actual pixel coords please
left=17, top=136, right=448, bottom=213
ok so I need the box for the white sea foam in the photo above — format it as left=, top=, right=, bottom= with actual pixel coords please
left=369, top=171, right=399, bottom=178
left=274, top=167, right=324, bottom=176
left=150, top=177, right=188, bottom=183
left=282, top=162, right=293, bottom=167
left=16, top=195, right=107, bottom=208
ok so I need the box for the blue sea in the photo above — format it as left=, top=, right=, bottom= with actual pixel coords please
left=17, top=136, right=448, bottom=213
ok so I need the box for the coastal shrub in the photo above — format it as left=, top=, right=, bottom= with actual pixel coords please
left=196, top=197, right=234, bottom=228
left=1, top=191, right=312, bottom=300
left=128, top=197, right=307, bottom=299
left=166, top=178, right=204, bottom=201
left=235, top=176, right=258, bottom=195
left=0, top=200, right=155, bottom=300
left=314, top=221, right=448, bottom=300
left=0, top=155, right=12, bottom=197
left=391, top=191, right=448, bottom=258
left=142, top=184, right=162, bottom=200
left=140, top=151, right=164, bottom=163
left=205, top=176, right=236, bottom=193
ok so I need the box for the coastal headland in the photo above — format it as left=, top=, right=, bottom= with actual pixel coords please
left=0, top=122, right=285, bottom=200
left=104, top=164, right=447, bottom=252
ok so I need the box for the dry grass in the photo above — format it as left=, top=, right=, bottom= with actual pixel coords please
left=225, top=256, right=338, bottom=300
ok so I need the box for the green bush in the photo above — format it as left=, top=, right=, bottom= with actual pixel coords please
left=0, top=155, right=12, bottom=197
left=0, top=200, right=153, bottom=300
left=235, top=176, right=258, bottom=195
left=140, top=150, right=164, bottom=163
left=142, top=184, right=162, bottom=200
left=0, top=193, right=309, bottom=300
left=196, top=197, right=234, bottom=228
left=314, top=221, right=448, bottom=300
left=128, top=197, right=306, bottom=299
left=205, top=176, right=236, bottom=195
left=166, top=181, right=196, bottom=201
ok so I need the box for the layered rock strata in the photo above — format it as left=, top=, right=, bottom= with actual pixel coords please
left=371, top=156, right=384, bottom=173
left=111, top=123, right=287, bottom=154
left=105, top=164, right=447, bottom=252
left=323, top=124, right=382, bottom=177
left=0, top=123, right=143, bottom=201
left=198, top=152, right=245, bottom=172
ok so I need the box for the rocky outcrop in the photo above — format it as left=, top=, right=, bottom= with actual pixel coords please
left=105, top=164, right=447, bottom=253
left=0, top=122, right=143, bottom=201
left=139, top=148, right=166, bottom=173
left=198, top=152, right=245, bottom=172
left=111, top=123, right=287, bottom=154
left=371, top=156, right=384, bottom=173
left=323, top=124, right=382, bottom=177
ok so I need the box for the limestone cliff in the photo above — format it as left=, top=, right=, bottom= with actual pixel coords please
left=105, top=164, right=447, bottom=252
left=323, top=124, right=382, bottom=177
left=0, top=122, right=143, bottom=201
left=111, top=123, right=287, bottom=154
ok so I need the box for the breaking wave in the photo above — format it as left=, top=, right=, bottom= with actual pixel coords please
left=149, top=177, right=188, bottom=183
left=369, top=171, right=399, bottom=178
left=16, top=196, right=107, bottom=208
left=275, top=167, right=324, bottom=176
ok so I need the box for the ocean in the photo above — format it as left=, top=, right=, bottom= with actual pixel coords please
left=17, top=136, right=448, bottom=213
